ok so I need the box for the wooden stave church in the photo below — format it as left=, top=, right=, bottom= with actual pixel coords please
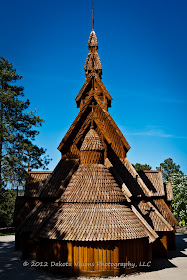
left=14, top=28, right=178, bottom=277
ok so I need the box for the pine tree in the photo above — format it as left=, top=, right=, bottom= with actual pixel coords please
left=132, top=163, right=152, bottom=172
left=0, top=57, right=50, bottom=188
left=157, top=158, right=183, bottom=182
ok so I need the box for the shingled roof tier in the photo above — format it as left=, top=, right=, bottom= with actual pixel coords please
left=16, top=202, right=56, bottom=238
left=80, top=128, right=104, bottom=151
left=60, top=164, right=126, bottom=203
left=84, top=30, right=102, bottom=73
left=88, top=30, right=98, bottom=48
left=37, top=203, right=149, bottom=241
left=25, top=171, right=52, bottom=197
left=153, top=199, right=178, bottom=227
left=38, top=159, right=79, bottom=198
left=84, top=53, right=102, bottom=72
left=108, top=157, right=151, bottom=198
left=138, top=170, right=165, bottom=197
left=14, top=199, right=40, bottom=230
left=58, top=95, right=130, bottom=156
left=14, top=25, right=178, bottom=275
left=134, top=201, right=173, bottom=232
left=75, top=73, right=112, bottom=106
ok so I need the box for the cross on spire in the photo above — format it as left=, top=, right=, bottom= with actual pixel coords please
left=89, top=101, right=96, bottom=112
left=89, top=101, right=96, bottom=128
left=92, top=1, right=96, bottom=30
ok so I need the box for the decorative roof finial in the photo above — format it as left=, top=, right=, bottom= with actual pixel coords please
left=92, top=1, right=96, bottom=30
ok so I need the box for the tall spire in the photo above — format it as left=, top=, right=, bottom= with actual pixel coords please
left=84, top=3, right=102, bottom=77
left=92, top=2, right=96, bottom=30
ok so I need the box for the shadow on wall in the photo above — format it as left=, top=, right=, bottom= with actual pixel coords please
left=0, top=234, right=187, bottom=279
left=151, top=234, right=187, bottom=272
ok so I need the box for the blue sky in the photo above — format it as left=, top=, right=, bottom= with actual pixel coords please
left=1, top=0, right=187, bottom=173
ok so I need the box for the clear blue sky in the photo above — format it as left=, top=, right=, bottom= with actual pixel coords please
left=1, top=0, right=187, bottom=173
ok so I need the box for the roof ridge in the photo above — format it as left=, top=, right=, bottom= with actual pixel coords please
left=131, top=205, right=158, bottom=243
left=58, top=96, right=130, bottom=153
left=121, top=158, right=152, bottom=197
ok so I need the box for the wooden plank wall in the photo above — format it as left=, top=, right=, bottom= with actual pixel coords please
left=36, top=238, right=151, bottom=276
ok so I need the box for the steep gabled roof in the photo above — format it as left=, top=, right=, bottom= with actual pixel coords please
left=58, top=95, right=130, bottom=154
left=38, top=159, right=79, bottom=198
left=131, top=205, right=158, bottom=243
left=138, top=170, right=165, bottom=197
left=14, top=199, right=40, bottom=230
left=25, top=171, right=52, bottom=197
left=75, top=72, right=112, bottom=104
left=108, top=157, right=152, bottom=197
left=16, top=202, right=56, bottom=237
left=134, top=200, right=173, bottom=232
left=153, top=199, right=178, bottom=226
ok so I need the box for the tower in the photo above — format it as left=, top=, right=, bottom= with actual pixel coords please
left=14, top=12, right=178, bottom=277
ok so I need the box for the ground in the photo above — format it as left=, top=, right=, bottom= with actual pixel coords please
left=0, top=235, right=187, bottom=280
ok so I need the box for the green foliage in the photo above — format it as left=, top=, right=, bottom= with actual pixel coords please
left=157, top=158, right=183, bottom=182
left=0, top=57, right=51, bottom=188
left=179, top=220, right=185, bottom=226
left=132, top=163, right=152, bottom=172
left=0, top=188, right=16, bottom=227
left=171, top=174, right=187, bottom=223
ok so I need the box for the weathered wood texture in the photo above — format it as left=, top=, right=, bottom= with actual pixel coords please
left=36, top=238, right=151, bottom=276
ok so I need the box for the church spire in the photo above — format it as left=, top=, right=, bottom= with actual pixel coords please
left=84, top=3, right=102, bottom=78
left=84, top=30, right=102, bottom=77
left=92, top=2, right=96, bottom=30
left=75, top=5, right=112, bottom=111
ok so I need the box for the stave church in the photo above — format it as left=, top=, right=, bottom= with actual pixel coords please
left=14, top=14, right=178, bottom=277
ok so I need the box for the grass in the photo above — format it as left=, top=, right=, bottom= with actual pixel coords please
left=0, top=232, right=15, bottom=236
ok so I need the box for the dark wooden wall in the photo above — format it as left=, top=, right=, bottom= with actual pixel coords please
left=36, top=238, right=151, bottom=276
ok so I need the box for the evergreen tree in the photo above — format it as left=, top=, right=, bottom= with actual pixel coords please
left=157, top=158, right=183, bottom=182
left=0, top=188, right=16, bottom=227
left=0, top=56, right=50, bottom=188
left=132, top=163, right=152, bottom=172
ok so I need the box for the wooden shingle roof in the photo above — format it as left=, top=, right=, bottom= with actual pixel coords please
left=88, top=30, right=98, bottom=48
left=84, top=30, right=102, bottom=72
left=38, top=159, right=79, bottom=198
left=153, top=199, right=178, bottom=226
left=25, top=171, right=52, bottom=197
left=80, top=128, right=104, bottom=151
left=135, top=201, right=173, bottom=232
left=164, top=181, right=174, bottom=201
left=37, top=203, right=149, bottom=241
left=109, top=157, right=151, bottom=198
left=60, top=164, right=126, bottom=203
left=17, top=202, right=55, bottom=236
left=75, top=73, right=112, bottom=104
left=14, top=199, right=40, bottom=230
left=58, top=95, right=130, bottom=155
left=138, top=170, right=165, bottom=197
left=84, top=53, right=102, bottom=71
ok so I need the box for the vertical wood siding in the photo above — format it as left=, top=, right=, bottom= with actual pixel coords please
left=37, top=238, right=151, bottom=276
